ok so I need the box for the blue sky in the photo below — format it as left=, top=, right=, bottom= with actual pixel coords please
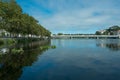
left=16, top=0, right=120, bottom=34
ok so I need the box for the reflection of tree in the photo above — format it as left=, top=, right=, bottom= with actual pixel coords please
left=0, top=40, right=51, bottom=80
left=105, top=44, right=120, bottom=51
left=96, top=40, right=120, bottom=51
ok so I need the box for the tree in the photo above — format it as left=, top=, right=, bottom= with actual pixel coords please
left=0, top=0, right=51, bottom=38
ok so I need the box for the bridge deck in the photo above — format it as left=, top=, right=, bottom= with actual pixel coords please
left=51, top=35, right=120, bottom=39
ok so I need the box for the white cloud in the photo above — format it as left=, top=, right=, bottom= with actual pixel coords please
left=25, top=0, right=120, bottom=33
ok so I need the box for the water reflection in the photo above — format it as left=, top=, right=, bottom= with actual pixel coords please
left=1, top=39, right=120, bottom=80
left=96, top=39, right=120, bottom=51
left=0, top=40, right=51, bottom=80
left=0, top=48, right=9, bottom=54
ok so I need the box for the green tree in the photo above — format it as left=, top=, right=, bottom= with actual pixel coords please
left=0, top=0, right=51, bottom=38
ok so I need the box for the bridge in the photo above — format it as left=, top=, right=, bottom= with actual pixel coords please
left=51, top=35, right=120, bottom=39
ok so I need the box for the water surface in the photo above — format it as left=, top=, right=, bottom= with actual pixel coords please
left=1, top=39, right=120, bottom=80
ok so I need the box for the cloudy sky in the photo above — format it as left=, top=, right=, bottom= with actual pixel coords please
left=16, top=0, right=120, bottom=34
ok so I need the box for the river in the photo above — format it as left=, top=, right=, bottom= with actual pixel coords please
left=0, top=39, right=120, bottom=80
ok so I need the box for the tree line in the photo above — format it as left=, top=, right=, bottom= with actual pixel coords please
left=0, top=0, right=51, bottom=38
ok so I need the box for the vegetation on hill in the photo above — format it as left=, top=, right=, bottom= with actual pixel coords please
left=95, top=25, right=120, bottom=35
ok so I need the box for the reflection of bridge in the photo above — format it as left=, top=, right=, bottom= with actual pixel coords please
left=51, top=35, right=120, bottom=39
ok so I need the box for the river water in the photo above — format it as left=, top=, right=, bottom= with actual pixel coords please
left=0, top=39, right=120, bottom=80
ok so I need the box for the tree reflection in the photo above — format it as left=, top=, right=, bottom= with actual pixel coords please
left=96, top=39, right=120, bottom=51
left=0, top=40, right=51, bottom=80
